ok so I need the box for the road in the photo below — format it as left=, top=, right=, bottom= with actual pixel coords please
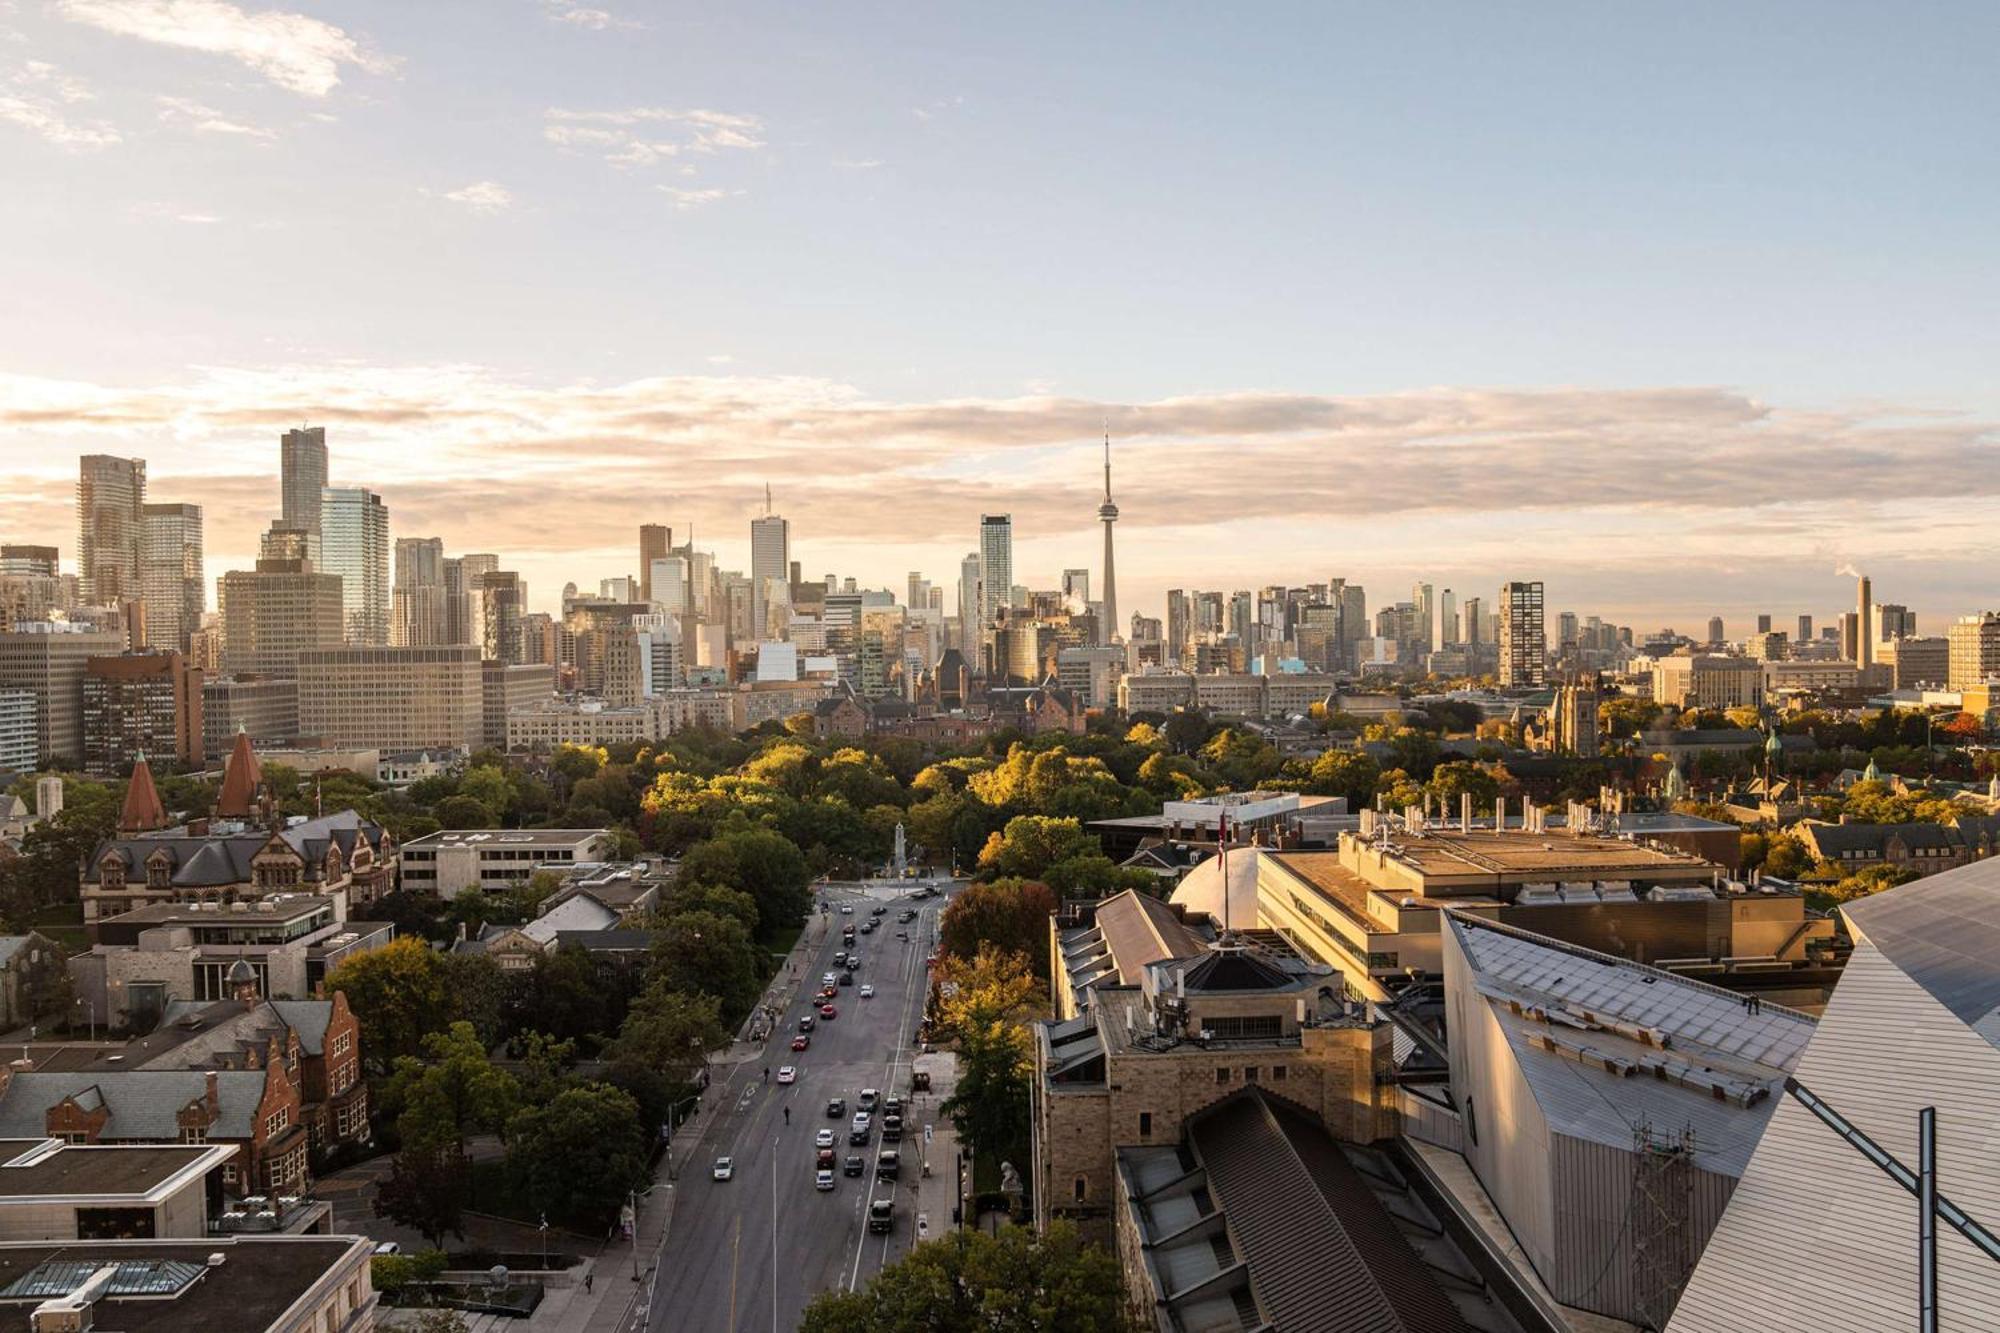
left=646, top=880, right=951, bottom=1333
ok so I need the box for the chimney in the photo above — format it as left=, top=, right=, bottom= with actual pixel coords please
left=1460, top=792, right=1472, bottom=833
left=204, top=1070, right=218, bottom=1114
left=1857, top=575, right=1873, bottom=668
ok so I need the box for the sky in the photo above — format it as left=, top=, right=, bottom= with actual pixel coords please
left=1, top=1, right=1997, bottom=634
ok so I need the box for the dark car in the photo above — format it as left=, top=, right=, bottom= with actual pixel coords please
left=832, top=950, right=847, bottom=966
left=838, top=972, right=852, bottom=987
left=875, top=1150, right=901, bottom=1180
left=843, top=1154, right=865, bottom=1177
left=860, top=920, right=877, bottom=934
left=883, top=1095, right=903, bottom=1117
left=868, top=1199, right=893, bottom=1233
left=798, top=1014, right=816, bottom=1033
left=816, top=1148, right=836, bottom=1170
left=826, top=1097, right=846, bottom=1118
left=882, top=1114, right=903, bottom=1143
left=871, top=905, right=888, bottom=916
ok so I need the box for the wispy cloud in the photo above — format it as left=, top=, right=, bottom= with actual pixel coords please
left=832, top=156, right=883, bottom=170
left=541, top=1, right=637, bottom=30
left=438, top=180, right=514, bottom=214
left=56, top=0, right=394, bottom=98
left=155, top=93, right=273, bottom=138
left=543, top=105, right=764, bottom=167
left=0, top=59, right=118, bottom=148
left=660, top=185, right=738, bottom=211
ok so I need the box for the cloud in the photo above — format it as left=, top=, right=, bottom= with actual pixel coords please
left=660, top=185, right=738, bottom=211
left=543, top=106, right=764, bottom=167
left=56, top=0, right=393, bottom=98
left=2, top=367, right=1996, bottom=625
left=132, top=202, right=223, bottom=223
left=541, top=1, right=637, bottom=30
left=0, top=60, right=118, bottom=148
left=438, top=180, right=513, bottom=214
left=832, top=157, right=883, bottom=170
left=155, top=94, right=274, bottom=138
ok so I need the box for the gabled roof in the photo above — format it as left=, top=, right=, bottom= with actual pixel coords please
left=0, top=1071, right=272, bottom=1140
left=88, top=811, right=387, bottom=888
left=521, top=894, right=620, bottom=946
left=1799, top=820, right=1965, bottom=855
left=1189, top=1090, right=1473, bottom=1333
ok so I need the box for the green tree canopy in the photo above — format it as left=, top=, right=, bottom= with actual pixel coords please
left=799, top=1223, right=1132, bottom=1333
left=505, top=1083, right=647, bottom=1227
left=938, top=879, right=1059, bottom=965
left=328, top=936, right=451, bottom=1074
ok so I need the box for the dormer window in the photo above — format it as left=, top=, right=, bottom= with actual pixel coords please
left=146, top=854, right=172, bottom=889
left=99, top=856, right=126, bottom=890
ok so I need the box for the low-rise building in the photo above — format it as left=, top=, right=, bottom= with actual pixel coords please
left=0, top=1137, right=238, bottom=1241
left=0, top=935, right=68, bottom=1031
left=72, top=896, right=393, bottom=1031
left=1651, top=653, right=1764, bottom=710
left=82, top=811, right=397, bottom=931
left=506, top=697, right=660, bottom=751
left=398, top=828, right=611, bottom=898
left=0, top=1235, right=376, bottom=1332
left=1034, top=890, right=1397, bottom=1244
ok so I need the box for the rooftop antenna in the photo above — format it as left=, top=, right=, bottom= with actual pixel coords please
left=1103, top=422, right=1113, bottom=503
left=764, top=483, right=773, bottom=517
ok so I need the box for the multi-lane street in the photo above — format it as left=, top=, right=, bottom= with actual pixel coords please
left=646, top=880, right=951, bottom=1333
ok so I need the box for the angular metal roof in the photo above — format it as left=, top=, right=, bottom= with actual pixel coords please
left=1842, top=855, right=2000, bottom=1049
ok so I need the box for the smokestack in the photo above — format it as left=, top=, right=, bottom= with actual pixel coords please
left=1857, top=575, right=1873, bottom=668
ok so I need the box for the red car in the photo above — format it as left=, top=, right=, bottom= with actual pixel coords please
left=819, top=1003, right=838, bottom=1019
left=791, top=1034, right=810, bottom=1051
left=820, top=986, right=838, bottom=1001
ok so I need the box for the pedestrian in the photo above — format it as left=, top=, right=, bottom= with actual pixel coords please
left=584, top=1273, right=593, bottom=1295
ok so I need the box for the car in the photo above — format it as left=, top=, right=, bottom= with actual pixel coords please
left=372, top=1241, right=401, bottom=1256
left=712, top=1156, right=734, bottom=1181
left=871, top=905, right=888, bottom=916
left=816, top=1148, right=836, bottom=1170
left=822, top=972, right=839, bottom=986
left=849, top=1114, right=871, bottom=1145
left=859, top=984, right=876, bottom=999
left=791, top=1034, right=810, bottom=1051
left=839, top=905, right=854, bottom=915
left=876, top=1150, right=901, bottom=1180
left=826, top=1097, right=846, bottom=1118
left=843, top=1154, right=865, bottom=1177
left=831, top=951, right=846, bottom=966
left=844, top=957, right=860, bottom=972
left=882, top=1114, right=903, bottom=1143
left=883, top=1094, right=903, bottom=1115
left=798, top=1014, right=816, bottom=1033
left=868, top=1199, right=894, bottom=1233
left=816, top=1169, right=836, bottom=1191
left=777, top=1066, right=797, bottom=1085
left=820, top=1003, right=838, bottom=1018
left=858, top=1088, right=879, bottom=1109
left=898, top=909, right=917, bottom=923
left=816, top=1128, right=836, bottom=1148
left=837, top=972, right=852, bottom=987
left=860, top=920, right=877, bottom=934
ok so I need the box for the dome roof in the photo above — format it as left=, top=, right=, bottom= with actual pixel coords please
left=225, top=957, right=258, bottom=985
left=1169, top=846, right=1262, bottom=930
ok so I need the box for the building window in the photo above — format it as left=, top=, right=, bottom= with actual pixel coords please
left=1072, top=1175, right=1086, bottom=1203
left=1244, top=1066, right=1260, bottom=1083
left=180, top=1126, right=206, bottom=1144
left=1272, top=1065, right=1287, bottom=1081
left=265, top=1108, right=289, bottom=1137
left=1465, top=1097, right=1478, bottom=1146
left=1138, top=1112, right=1152, bottom=1138
left=1215, top=1067, right=1230, bottom=1085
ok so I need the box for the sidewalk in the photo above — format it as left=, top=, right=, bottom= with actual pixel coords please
left=903, top=1050, right=962, bottom=1247
left=526, top=911, right=831, bottom=1333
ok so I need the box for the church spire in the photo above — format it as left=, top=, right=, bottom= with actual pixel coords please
left=119, top=752, right=168, bottom=833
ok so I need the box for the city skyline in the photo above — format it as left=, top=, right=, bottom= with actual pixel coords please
left=3, top=3, right=1998, bottom=627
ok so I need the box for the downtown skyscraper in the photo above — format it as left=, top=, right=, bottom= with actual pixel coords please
left=319, top=486, right=390, bottom=645
left=750, top=490, right=789, bottom=636
left=1098, top=434, right=1119, bottom=646
left=77, top=455, right=145, bottom=606
left=281, top=426, right=329, bottom=534
left=979, top=514, right=1013, bottom=626
left=139, top=502, right=203, bottom=653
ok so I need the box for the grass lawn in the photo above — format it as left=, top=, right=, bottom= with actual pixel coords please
left=765, top=921, right=803, bottom=967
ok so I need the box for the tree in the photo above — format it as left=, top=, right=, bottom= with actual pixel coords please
left=1161, top=711, right=1213, bottom=754
left=407, top=1309, right=471, bottom=1333
left=1425, top=761, right=1499, bottom=811
left=937, top=947, right=1040, bottom=1181
left=608, top=982, right=727, bottom=1087
left=799, top=1223, right=1132, bottom=1333
left=384, top=1022, right=519, bottom=1155
left=647, top=910, right=763, bottom=1027
left=329, top=937, right=450, bottom=1074
left=375, top=1143, right=471, bottom=1250
left=938, top=879, right=1059, bottom=965
left=505, top=1083, right=647, bottom=1226
left=433, top=795, right=496, bottom=830
left=975, top=816, right=1097, bottom=882
left=676, top=828, right=811, bottom=942
left=1303, top=749, right=1379, bottom=806
left=517, top=943, right=619, bottom=1046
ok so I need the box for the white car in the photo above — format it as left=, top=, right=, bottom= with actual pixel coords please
left=815, top=1169, right=836, bottom=1191
left=712, top=1157, right=734, bottom=1181
left=859, top=984, right=876, bottom=999
left=816, top=1128, right=836, bottom=1148
left=777, top=1066, right=797, bottom=1085
left=840, top=905, right=854, bottom=915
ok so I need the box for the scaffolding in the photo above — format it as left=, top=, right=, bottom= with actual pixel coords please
left=1629, top=1118, right=1697, bottom=1331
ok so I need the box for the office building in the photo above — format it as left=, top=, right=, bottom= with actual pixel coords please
left=1438, top=586, right=1458, bottom=645
left=978, top=514, right=1013, bottom=626
left=218, top=552, right=343, bottom=679
left=0, top=545, right=58, bottom=577
left=0, top=624, right=126, bottom=767
left=317, top=487, right=389, bottom=645
left=638, top=523, right=671, bottom=601
left=1497, top=580, right=1545, bottom=687
left=648, top=554, right=688, bottom=616
left=297, top=645, right=483, bottom=750
left=77, top=454, right=146, bottom=606
left=1411, top=581, right=1434, bottom=654
left=400, top=827, right=611, bottom=898
left=1706, top=615, right=1725, bottom=644
left=1460, top=594, right=1484, bottom=647
left=138, top=502, right=203, bottom=652
left=481, top=660, right=556, bottom=749
left=0, top=691, right=34, bottom=772
left=443, top=552, right=497, bottom=646
left=478, top=569, right=527, bottom=664
left=750, top=504, right=789, bottom=630
left=81, top=652, right=203, bottom=775
left=201, top=675, right=299, bottom=757
left=390, top=536, right=449, bottom=646
left=278, top=425, right=328, bottom=535
left=1947, top=612, right=2000, bottom=689
left=1884, top=634, right=1950, bottom=690
left=1653, top=653, right=1766, bottom=709
left=956, top=553, right=982, bottom=654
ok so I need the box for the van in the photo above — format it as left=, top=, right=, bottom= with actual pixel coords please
left=868, top=1199, right=894, bottom=1233
left=876, top=1150, right=901, bottom=1180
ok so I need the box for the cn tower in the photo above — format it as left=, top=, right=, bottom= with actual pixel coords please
left=1099, top=429, right=1119, bottom=645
